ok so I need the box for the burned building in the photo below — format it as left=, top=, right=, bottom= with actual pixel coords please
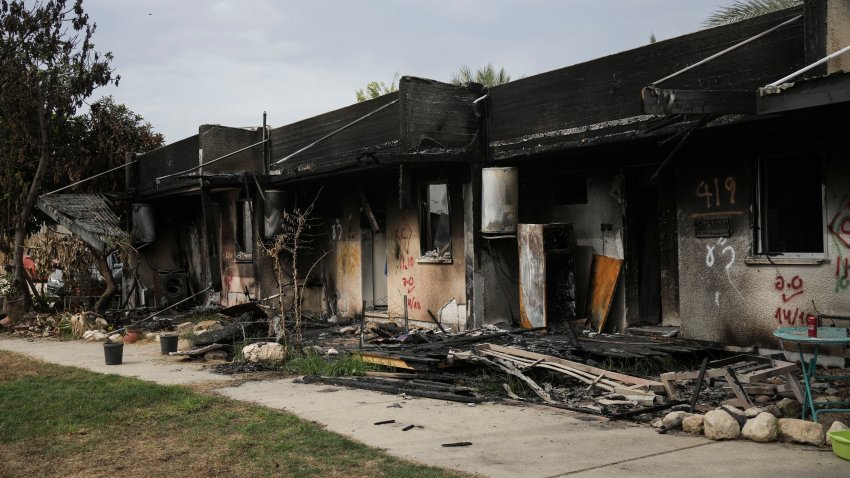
left=104, top=0, right=850, bottom=353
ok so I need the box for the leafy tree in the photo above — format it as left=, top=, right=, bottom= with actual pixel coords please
left=53, top=96, right=164, bottom=193
left=355, top=72, right=399, bottom=102
left=0, top=0, right=116, bottom=317
left=704, top=0, right=801, bottom=28
left=450, top=63, right=511, bottom=87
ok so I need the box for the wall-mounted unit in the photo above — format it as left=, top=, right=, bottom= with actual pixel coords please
left=482, top=167, right=518, bottom=237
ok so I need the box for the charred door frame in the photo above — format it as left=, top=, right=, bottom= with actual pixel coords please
left=623, top=165, right=680, bottom=326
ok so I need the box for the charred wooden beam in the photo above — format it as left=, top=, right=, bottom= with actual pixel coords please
left=758, top=73, right=850, bottom=114
left=641, top=87, right=756, bottom=115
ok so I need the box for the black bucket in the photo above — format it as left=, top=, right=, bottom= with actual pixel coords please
left=160, top=334, right=179, bottom=355
left=104, top=342, right=123, bottom=365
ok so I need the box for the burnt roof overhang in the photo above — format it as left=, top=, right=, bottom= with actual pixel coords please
left=757, top=72, right=850, bottom=114
left=36, top=194, right=127, bottom=253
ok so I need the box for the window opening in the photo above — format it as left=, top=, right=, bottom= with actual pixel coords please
left=420, top=183, right=451, bottom=260
left=756, top=155, right=824, bottom=256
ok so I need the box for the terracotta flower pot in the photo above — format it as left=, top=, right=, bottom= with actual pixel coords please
left=122, top=329, right=140, bottom=344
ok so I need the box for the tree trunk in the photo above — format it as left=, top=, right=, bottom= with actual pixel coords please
left=10, top=102, right=52, bottom=323
left=92, top=247, right=117, bottom=314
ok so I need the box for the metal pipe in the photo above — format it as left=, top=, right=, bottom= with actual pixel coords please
left=652, top=14, right=802, bottom=86
left=271, top=98, right=399, bottom=167
left=43, top=159, right=139, bottom=196
left=155, top=138, right=268, bottom=185
left=767, top=43, right=850, bottom=87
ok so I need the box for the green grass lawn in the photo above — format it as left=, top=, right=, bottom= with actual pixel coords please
left=0, top=350, right=471, bottom=478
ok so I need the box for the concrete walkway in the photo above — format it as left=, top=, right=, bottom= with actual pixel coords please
left=0, top=337, right=846, bottom=477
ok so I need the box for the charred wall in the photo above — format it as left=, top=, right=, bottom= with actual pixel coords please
left=676, top=112, right=850, bottom=351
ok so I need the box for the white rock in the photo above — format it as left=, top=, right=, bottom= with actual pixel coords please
left=90, top=331, right=108, bottom=342
left=177, top=338, right=193, bottom=352
left=778, top=418, right=824, bottom=446
left=662, top=411, right=692, bottom=429
left=682, top=415, right=705, bottom=435
left=194, top=320, right=223, bottom=335
left=326, top=348, right=339, bottom=356
left=826, top=421, right=848, bottom=445
left=742, top=412, right=778, bottom=443
left=704, top=409, right=741, bottom=440
left=744, top=407, right=765, bottom=418
left=242, top=342, right=285, bottom=363
left=650, top=418, right=664, bottom=429
left=106, top=333, right=123, bottom=342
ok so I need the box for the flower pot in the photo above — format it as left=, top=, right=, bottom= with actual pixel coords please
left=104, top=342, right=123, bottom=365
left=159, top=333, right=178, bottom=354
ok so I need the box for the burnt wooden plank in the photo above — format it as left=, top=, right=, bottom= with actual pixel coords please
left=198, top=124, right=265, bottom=175
left=487, top=7, right=804, bottom=160
left=268, top=149, right=474, bottom=183
left=758, top=73, right=850, bottom=114
left=269, top=94, right=400, bottom=176
left=641, top=87, right=756, bottom=115
left=399, top=77, right=480, bottom=151
left=137, top=134, right=199, bottom=193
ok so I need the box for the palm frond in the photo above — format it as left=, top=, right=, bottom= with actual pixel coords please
left=703, top=0, right=801, bottom=28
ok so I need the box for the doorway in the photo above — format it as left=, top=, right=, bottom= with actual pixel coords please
left=624, top=166, right=679, bottom=326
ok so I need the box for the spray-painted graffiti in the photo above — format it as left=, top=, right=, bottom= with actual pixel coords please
left=330, top=218, right=342, bottom=243
left=773, top=274, right=808, bottom=325
left=833, top=263, right=848, bottom=292
left=696, top=177, right=737, bottom=209
left=705, top=237, right=742, bottom=305
left=829, top=198, right=850, bottom=292
left=393, top=225, right=412, bottom=255
left=393, top=225, right=421, bottom=311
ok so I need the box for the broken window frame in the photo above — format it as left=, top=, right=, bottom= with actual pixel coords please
left=752, top=154, right=827, bottom=261
left=235, top=198, right=254, bottom=263
left=418, top=182, right=452, bottom=263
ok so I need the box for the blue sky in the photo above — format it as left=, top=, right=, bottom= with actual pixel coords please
left=85, top=1, right=732, bottom=142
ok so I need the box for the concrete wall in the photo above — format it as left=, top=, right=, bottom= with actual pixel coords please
left=328, top=192, right=363, bottom=320
left=677, top=144, right=850, bottom=349
left=541, top=170, right=627, bottom=332
left=387, top=181, right=467, bottom=330
left=827, top=0, right=850, bottom=73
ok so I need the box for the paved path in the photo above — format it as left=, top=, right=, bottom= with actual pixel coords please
left=0, top=337, right=846, bottom=477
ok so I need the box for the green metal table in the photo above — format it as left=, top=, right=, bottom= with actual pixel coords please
left=773, top=327, right=850, bottom=421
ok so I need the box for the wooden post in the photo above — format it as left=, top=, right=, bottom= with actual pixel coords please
left=403, top=294, right=409, bottom=334
left=359, top=300, right=365, bottom=349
